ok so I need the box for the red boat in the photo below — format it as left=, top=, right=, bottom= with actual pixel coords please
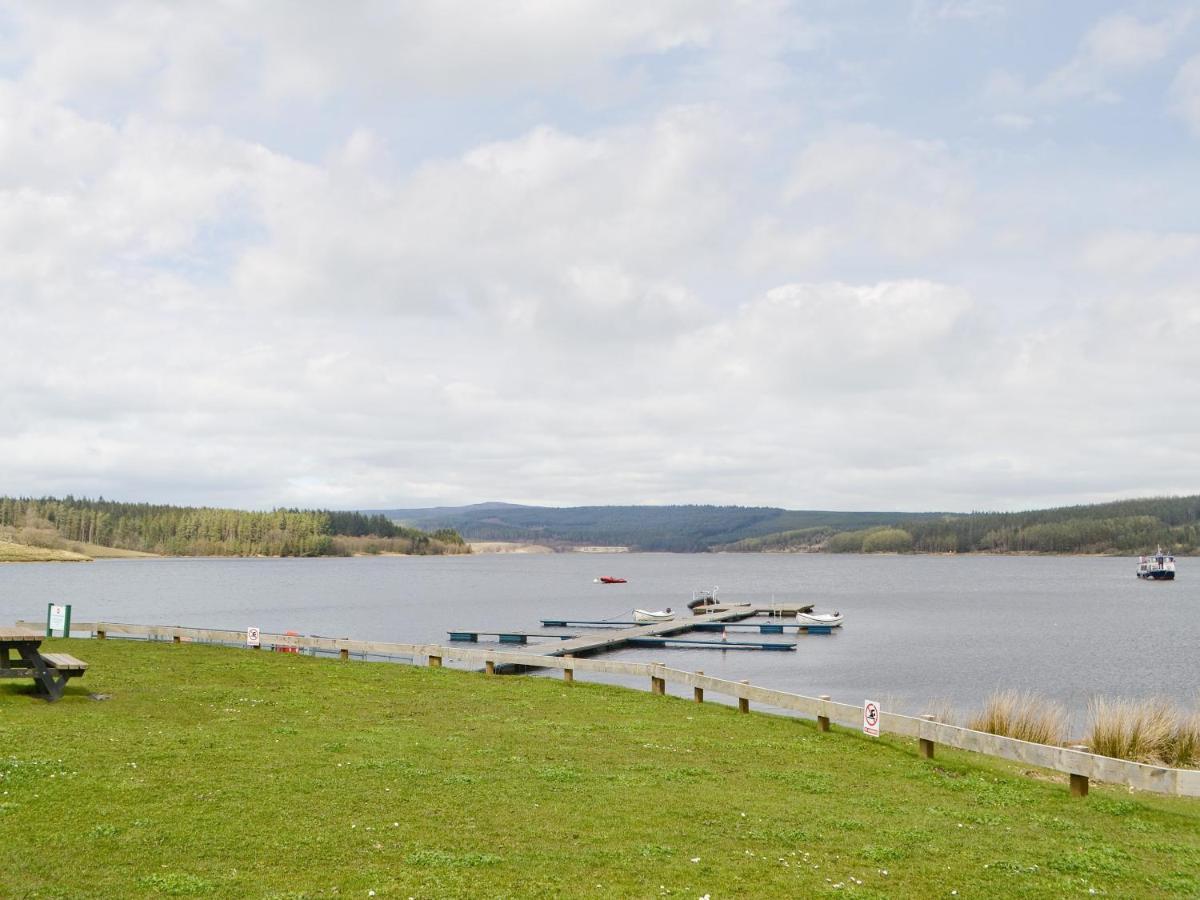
left=596, top=576, right=627, bottom=584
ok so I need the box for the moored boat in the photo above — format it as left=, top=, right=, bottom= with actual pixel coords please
left=687, top=586, right=719, bottom=611
left=1137, top=547, right=1176, bottom=580
left=793, top=604, right=844, bottom=627
left=595, top=576, right=627, bottom=584
left=633, top=608, right=674, bottom=623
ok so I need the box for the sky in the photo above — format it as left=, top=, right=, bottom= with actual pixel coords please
left=2, top=1, right=1199, bottom=513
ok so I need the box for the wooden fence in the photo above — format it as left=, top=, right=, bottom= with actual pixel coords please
left=25, top=619, right=1200, bottom=800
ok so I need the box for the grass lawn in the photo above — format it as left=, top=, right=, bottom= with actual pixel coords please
left=2, top=640, right=1199, bottom=899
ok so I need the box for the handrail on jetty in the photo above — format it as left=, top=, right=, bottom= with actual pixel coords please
left=24, top=619, right=1200, bottom=800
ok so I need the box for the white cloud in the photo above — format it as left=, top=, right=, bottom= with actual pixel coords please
left=1036, top=12, right=1189, bottom=103
left=1171, top=54, right=1200, bottom=136
left=784, top=125, right=971, bottom=260
left=1079, top=229, right=1200, bottom=277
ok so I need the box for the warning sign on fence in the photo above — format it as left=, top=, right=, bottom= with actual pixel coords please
left=863, top=699, right=881, bottom=737
left=246, top=626, right=261, bottom=647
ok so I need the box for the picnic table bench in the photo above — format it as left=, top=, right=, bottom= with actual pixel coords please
left=0, top=627, right=88, bottom=701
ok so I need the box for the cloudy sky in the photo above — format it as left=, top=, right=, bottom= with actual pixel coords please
left=2, top=1, right=1199, bottom=513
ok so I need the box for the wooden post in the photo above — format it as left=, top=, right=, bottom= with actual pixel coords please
left=96, top=628, right=106, bottom=640
left=817, top=695, right=831, bottom=732
left=485, top=659, right=495, bottom=676
left=428, top=654, right=442, bottom=668
left=738, top=680, right=750, bottom=714
left=1070, top=772, right=1089, bottom=798
left=651, top=663, right=665, bottom=695
left=339, top=647, right=349, bottom=661
left=919, top=714, right=936, bottom=759
left=563, top=654, right=574, bottom=684
left=694, top=670, right=704, bottom=703
left=1068, top=745, right=1089, bottom=797
left=173, top=634, right=181, bottom=645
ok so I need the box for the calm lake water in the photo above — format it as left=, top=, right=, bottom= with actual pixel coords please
left=2, top=553, right=1195, bottom=722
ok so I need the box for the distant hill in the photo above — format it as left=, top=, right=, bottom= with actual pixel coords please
left=0, top=496, right=468, bottom=558
left=374, top=495, right=1200, bottom=555
left=371, top=503, right=945, bottom=553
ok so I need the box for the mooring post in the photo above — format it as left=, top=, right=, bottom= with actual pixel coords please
left=1068, top=745, right=1090, bottom=797
left=738, top=680, right=750, bottom=714
left=817, top=695, right=831, bottom=732
left=694, top=670, right=704, bottom=703
left=485, top=659, right=495, bottom=676
left=564, top=654, right=574, bottom=683
left=428, top=654, right=442, bottom=668
left=919, top=714, right=937, bottom=759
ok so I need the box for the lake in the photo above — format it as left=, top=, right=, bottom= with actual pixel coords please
left=2, top=552, right=1194, bottom=723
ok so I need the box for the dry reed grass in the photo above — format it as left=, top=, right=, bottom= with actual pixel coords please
left=967, top=689, right=1068, bottom=745
left=1085, top=696, right=1200, bottom=767
left=920, top=697, right=959, bottom=727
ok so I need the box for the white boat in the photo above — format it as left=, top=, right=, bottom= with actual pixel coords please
left=1137, top=547, right=1176, bottom=580
left=794, top=605, right=844, bottom=628
left=633, top=608, right=674, bottom=623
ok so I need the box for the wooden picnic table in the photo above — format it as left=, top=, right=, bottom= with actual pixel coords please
left=0, top=626, right=88, bottom=701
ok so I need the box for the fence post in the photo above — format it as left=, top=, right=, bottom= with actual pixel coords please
left=738, top=680, right=750, bottom=714
left=173, top=634, right=181, bottom=645
left=694, top=670, right=704, bottom=703
left=650, top=663, right=665, bottom=695
left=485, top=659, right=495, bottom=676
left=428, top=654, right=442, bottom=668
left=919, top=714, right=937, bottom=759
left=817, top=695, right=831, bottom=732
left=339, top=647, right=349, bottom=661
left=563, top=654, right=574, bottom=683
left=96, top=627, right=106, bottom=640
left=1067, top=745, right=1090, bottom=797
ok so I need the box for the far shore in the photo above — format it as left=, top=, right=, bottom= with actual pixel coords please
left=468, top=541, right=554, bottom=554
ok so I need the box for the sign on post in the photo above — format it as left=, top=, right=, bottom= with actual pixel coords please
left=246, top=626, right=261, bottom=647
left=46, top=603, right=72, bottom=638
left=863, top=699, right=881, bottom=737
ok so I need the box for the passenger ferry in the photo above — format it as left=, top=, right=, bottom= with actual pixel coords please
left=1136, top=547, right=1176, bottom=580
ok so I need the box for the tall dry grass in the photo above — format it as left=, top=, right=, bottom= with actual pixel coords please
left=1085, top=697, right=1200, bottom=767
left=967, top=690, right=1068, bottom=745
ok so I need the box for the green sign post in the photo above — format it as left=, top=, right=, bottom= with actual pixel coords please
left=46, top=603, right=72, bottom=638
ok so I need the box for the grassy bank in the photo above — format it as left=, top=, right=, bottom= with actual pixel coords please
left=0, top=539, right=91, bottom=563
left=2, top=642, right=1199, bottom=898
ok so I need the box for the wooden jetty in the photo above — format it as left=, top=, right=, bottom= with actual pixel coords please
left=449, top=628, right=794, bottom=651
left=540, top=618, right=832, bottom=635
left=536, top=607, right=770, bottom=658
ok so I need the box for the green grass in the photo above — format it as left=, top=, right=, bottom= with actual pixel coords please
left=2, top=641, right=1200, bottom=898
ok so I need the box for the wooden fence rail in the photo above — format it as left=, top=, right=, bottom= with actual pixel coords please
left=22, top=620, right=1200, bottom=799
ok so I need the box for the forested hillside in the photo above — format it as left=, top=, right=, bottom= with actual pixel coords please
left=378, top=496, right=1200, bottom=555
left=720, top=496, right=1200, bottom=555
left=0, top=497, right=466, bottom=558
left=378, top=502, right=943, bottom=552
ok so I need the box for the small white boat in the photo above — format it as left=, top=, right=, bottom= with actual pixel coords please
left=795, top=606, right=844, bottom=628
left=633, top=608, right=674, bottom=623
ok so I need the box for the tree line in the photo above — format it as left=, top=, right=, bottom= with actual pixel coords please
left=722, top=496, right=1200, bottom=555
left=0, top=496, right=467, bottom=558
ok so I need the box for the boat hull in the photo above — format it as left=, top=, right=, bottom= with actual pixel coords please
left=633, top=609, right=673, bottom=623
left=1137, top=571, right=1175, bottom=580
left=795, top=612, right=844, bottom=627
